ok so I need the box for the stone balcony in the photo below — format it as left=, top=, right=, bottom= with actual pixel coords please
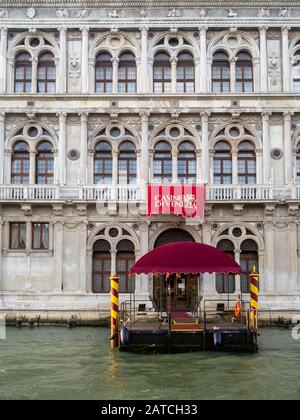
left=0, top=184, right=299, bottom=205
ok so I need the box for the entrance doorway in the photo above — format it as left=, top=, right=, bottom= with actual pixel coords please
left=152, top=229, right=198, bottom=311
left=153, top=273, right=198, bottom=310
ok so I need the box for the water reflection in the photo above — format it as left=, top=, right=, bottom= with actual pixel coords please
left=0, top=327, right=299, bottom=400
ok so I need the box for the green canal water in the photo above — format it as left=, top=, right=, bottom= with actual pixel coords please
left=0, top=327, right=299, bottom=400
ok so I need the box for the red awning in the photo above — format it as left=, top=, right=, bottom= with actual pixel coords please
left=129, top=242, right=242, bottom=275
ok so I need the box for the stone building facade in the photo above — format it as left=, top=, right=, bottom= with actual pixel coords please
left=0, top=0, right=300, bottom=317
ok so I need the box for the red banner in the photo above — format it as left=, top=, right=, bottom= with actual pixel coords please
left=147, top=184, right=206, bottom=221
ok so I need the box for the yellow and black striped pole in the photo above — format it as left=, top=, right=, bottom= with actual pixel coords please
left=110, top=276, right=120, bottom=349
left=249, top=266, right=259, bottom=329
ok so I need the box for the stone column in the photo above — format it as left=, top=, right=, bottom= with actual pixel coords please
left=4, top=149, right=11, bottom=184
left=288, top=222, right=298, bottom=291
left=79, top=112, right=88, bottom=185
left=259, top=26, right=268, bottom=92
left=140, top=112, right=149, bottom=185
left=262, top=112, right=271, bottom=184
left=0, top=27, right=7, bottom=94
left=54, top=221, right=64, bottom=292
left=232, top=147, right=238, bottom=185
left=29, top=150, right=36, bottom=185
left=196, top=150, right=202, bottom=183
left=26, top=221, right=31, bottom=250
left=111, top=249, right=117, bottom=277
left=86, top=250, right=93, bottom=293
left=282, top=26, right=291, bottom=92
left=171, top=58, right=177, bottom=93
left=229, top=57, right=236, bottom=93
left=256, top=148, right=263, bottom=185
left=202, top=223, right=214, bottom=293
left=81, top=27, right=89, bottom=94
left=199, top=26, right=208, bottom=92
left=140, top=26, right=148, bottom=93
left=112, top=58, right=119, bottom=94
left=0, top=113, right=5, bottom=184
left=58, top=113, right=67, bottom=185
left=31, top=57, right=38, bottom=94
left=135, top=222, right=150, bottom=297
left=264, top=221, right=275, bottom=291
left=235, top=250, right=241, bottom=294
left=59, top=27, right=67, bottom=94
left=284, top=111, right=293, bottom=184
left=79, top=222, right=87, bottom=292
left=172, top=150, right=178, bottom=183
left=201, top=112, right=210, bottom=183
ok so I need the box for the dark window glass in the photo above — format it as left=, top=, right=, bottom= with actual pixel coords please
left=153, top=141, right=172, bottom=183
left=37, top=52, right=56, bottom=93
left=117, top=240, right=135, bottom=293
left=36, top=141, right=54, bottom=185
left=178, top=142, right=196, bottom=183
left=213, top=141, right=232, bottom=184
left=32, top=223, right=49, bottom=250
left=297, top=146, right=300, bottom=183
left=153, top=52, right=171, bottom=93
left=92, top=240, right=111, bottom=293
left=95, top=52, right=113, bottom=93
left=9, top=223, right=26, bottom=249
left=118, top=142, right=137, bottom=184
left=94, top=141, right=112, bottom=184
left=238, top=141, right=256, bottom=184
left=236, top=51, right=253, bottom=93
left=212, top=52, right=230, bottom=93
left=15, top=52, right=32, bottom=93
left=11, top=141, right=30, bottom=184
left=118, top=52, right=136, bottom=93
left=176, top=52, right=195, bottom=93
left=240, top=239, right=259, bottom=293
left=216, top=240, right=235, bottom=293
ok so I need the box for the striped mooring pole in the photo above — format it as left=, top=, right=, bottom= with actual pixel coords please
left=249, top=266, right=259, bottom=329
left=110, top=276, right=120, bottom=349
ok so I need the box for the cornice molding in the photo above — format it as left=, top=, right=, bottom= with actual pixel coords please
left=1, top=1, right=300, bottom=7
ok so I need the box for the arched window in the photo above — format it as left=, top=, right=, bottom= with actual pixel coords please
left=117, top=240, right=135, bottom=293
left=240, top=239, right=258, bottom=293
left=238, top=141, right=256, bottom=184
left=178, top=142, right=196, bottom=183
left=11, top=141, right=30, bottom=184
left=177, top=52, right=195, bottom=93
left=212, top=52, right=230, bottom=93
left=216, top=240, right=235, bottom=294
left=153, top=141, right=172, bottom=183
left=296, top=144, right=300, bottom=183
left=95, top=52, right=113, bottom=93
left=118, top=142, right=137, bottom=184
left=94, top=141, right=112, bottom=184
left=37, top=52, right=56, bottom=93
left=236, top=51, right=253, bottom=93
left=213, top=142, right=232, bottom=184
left=153, top=52, right=171, bottom=93
left=14, top=52, right=32, bottom=93
left=118, top=52, right=136, bottom=93
left=35, top=141, right=54, bottom=184
left=92, top=240, right=111, bottom=293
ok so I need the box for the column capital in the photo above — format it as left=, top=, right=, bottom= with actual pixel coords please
left=80, top=26, right=89, bottom=34
left=199, top=25, right=208, bottom=33
left=79, top=112, right=89, bottom=121
left=0, top=112, right=5, bottom=122
left=261, top=111, right=272, bottom=119
left=58, top=26, right=67, bottom=34
left=139, top=26, right=149, bottom=34
left=284, top=111, right=294, bottom=119
left=259, top=26, right=269, bottom=33
left=281, top=26, right=291, bottom=34
left=201, top=112, right=210, bottom=121
left=140, top=111, right=150, bottom=122
left=57, top=112, right=67, bottom=122
left=0, top=26, right=8, bottom=34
